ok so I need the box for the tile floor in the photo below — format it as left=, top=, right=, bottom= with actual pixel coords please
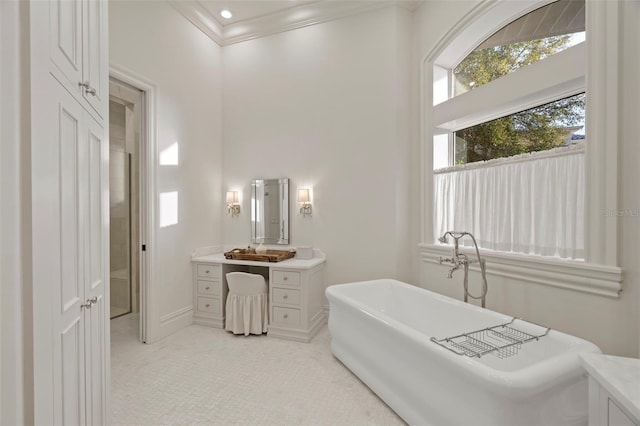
left=111, top=314, right=406, bottom=425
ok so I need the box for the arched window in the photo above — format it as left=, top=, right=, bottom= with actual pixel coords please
left=452, top=0, right=585, bottom=97
left=431, top=0, right=586, bottom=259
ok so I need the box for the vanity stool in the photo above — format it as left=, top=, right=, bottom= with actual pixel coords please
left=225, top=272, right=269, bottom=336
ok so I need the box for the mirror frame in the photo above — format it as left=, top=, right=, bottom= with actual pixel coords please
left=251, top=178, right=289, bottom=245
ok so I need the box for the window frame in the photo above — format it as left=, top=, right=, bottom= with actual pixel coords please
left=419, top=0, right=622, bottom=298
left=434, top=42, right=585, bottom=135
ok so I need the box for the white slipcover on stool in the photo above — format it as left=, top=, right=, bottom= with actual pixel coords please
left=225, top=272, right=268, bottom=336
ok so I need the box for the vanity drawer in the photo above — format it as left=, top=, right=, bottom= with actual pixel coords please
left=197, top=297, right=220, bottom=315
left=272, top=288, right=300, bottom=306
left=272, top=306, right=301, bottom=326
left=272, top=270, right=300, bottom=287
left=197, top=280, right=221, bottom=296
left=196, top=264, right=221, bottom=279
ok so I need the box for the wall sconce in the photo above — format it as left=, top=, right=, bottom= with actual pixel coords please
left=298, top=188, right=312, bottom=216
left=226, top=191, right=240, bottom=216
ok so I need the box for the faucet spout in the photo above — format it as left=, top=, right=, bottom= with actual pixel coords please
left=439, top=256, right=461, bottom=278
left=446, top=266, right=458, bottom=279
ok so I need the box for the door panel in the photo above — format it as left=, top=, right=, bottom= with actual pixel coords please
left=82, top=0, right=106, bottom=118
left=85, top=295, right=106, bottom=425
left=49, top=0, right=82, bottom=92
left=88, top=118, right=104, bottom=290
left=61, top=318, right=84, bottom=426
left=59, top=105, right=82, bottom=312
left=85, top=112, right=108, bottom=425
left=51, top=83, right=87, bottom=425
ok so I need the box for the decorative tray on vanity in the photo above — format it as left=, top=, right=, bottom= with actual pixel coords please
left=223, top=248, right=295, bottom=263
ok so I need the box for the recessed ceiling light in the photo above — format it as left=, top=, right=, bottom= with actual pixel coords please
left=220, top=9, right=232, bottom=19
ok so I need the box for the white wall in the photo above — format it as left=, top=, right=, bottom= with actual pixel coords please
left=618, top=0, right=640, bottom=356
left=222, top=6, right=414, bottom=286
left=1, top=0, right=31, bottom=423
left=109, top=1, right=223, bottom=340
left=413, top=0, right=639, bottom=357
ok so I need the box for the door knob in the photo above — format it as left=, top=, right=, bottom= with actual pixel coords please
left=81, top=297, right=98, bottom=309
left=78, top=81, right=97, bottom=96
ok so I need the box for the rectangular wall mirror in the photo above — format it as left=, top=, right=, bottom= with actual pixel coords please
left=251, top=178, right=289, bottom=244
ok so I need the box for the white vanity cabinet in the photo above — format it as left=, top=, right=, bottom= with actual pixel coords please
left=268, top=264, right=326, bottom=343
left=581, top=354, right=640, bottom=426
left=192, top=263, right=226, bottom=328
left=190, top=252, right=326, bottom=342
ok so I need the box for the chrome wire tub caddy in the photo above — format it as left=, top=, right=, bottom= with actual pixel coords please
left=431, top=318, right=551, bottom=358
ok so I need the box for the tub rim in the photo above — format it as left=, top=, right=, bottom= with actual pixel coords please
left=326, top=278, right=601, bottom=398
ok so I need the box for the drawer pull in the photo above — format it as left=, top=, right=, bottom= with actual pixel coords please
left=205, top=270, right=210, bottom=274
left=283, top=276, right=288, bottom=281
left=205, top=303, right=210, bottom=308
left=205, top=286, right=210, bottom=290
left=283, top=294, right=288, bottom=299
left=283, top=314, right=288, bottom=319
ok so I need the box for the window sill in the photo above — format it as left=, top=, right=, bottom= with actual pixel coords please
left=418, top=243, right=623, bottom=298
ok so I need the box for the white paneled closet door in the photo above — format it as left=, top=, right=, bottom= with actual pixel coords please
left=51, top=80, right=87, bottom=426
left=82, top=0, right=107, bottom=119
left=31, top=0, right=110, bottom=418
left=84, top=112, right=108, bottom=425
left=43, top=75, right=109, bottom=426
left=48, top=0, right=82, bottom=92
left=49, top=0, right=107, bottom=121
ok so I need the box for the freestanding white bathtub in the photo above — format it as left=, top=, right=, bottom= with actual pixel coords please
left=326, top=279, right=601, bottom=426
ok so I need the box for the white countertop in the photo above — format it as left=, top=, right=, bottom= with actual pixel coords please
left=191, top=252, right=325, bottom=270
left=581, top=353, right=640, bottom=420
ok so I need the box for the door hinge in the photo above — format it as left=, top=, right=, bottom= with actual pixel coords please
left=142, top=244, right=146, bottom=251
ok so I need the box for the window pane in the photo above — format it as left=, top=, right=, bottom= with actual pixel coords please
left=433, top=134, right=449, bottom=170
left=453, top=0, right=585, bottom=96
left=454, top=93, right=585, bottom=165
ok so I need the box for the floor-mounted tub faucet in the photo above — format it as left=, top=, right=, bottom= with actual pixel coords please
left=438, top=231, right=488, bottom=308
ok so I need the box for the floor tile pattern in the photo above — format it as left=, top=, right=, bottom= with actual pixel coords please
left=111, top=314, right=406, bottom=425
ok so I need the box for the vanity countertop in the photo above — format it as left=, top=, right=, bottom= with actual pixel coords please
left=191, top=252, right=325, bottom=270
left=581, top=353, right=640, bottom=420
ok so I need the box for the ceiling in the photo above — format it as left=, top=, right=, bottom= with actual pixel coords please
left=169, top=0, right=421, bottom=46
left=199, top=0, right=321, bottom=27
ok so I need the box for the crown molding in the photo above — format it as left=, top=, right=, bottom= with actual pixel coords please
left=170, top=0, right=421, bottom=47
left=169, top=1, right=224, bottom=45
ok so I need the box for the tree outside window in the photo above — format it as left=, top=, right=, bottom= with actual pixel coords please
left=451, top=24, right=585, bottom=164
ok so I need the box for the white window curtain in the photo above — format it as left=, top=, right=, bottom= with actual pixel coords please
left=434, top=144, right=585, bottom=259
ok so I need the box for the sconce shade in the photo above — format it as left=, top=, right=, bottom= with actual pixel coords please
left=298, top=189, right=310, bottom=203
left=226, top=191, right=241, bottom=216
left=298, top=188, right=312, bottom=216
left=226, top=191, right=238, bottom=204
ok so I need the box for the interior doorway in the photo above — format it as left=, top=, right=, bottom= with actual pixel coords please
left=109, top=77, right=145, bottom=341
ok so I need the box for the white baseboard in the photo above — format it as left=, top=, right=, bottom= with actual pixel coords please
left=159, top=306, right=193, bottom=339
